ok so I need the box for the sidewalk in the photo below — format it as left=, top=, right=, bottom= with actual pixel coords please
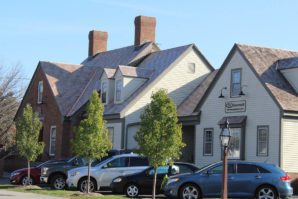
left=0, top=190, right=62, bottom=199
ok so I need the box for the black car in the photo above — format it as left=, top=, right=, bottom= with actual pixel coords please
left=110, top=162, right=199, bottom=197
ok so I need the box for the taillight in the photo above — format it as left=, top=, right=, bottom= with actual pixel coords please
left=280, top=174, right=291, bottom=181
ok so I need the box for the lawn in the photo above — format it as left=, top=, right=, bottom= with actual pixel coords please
left=0, top=184, right=126, bottom=199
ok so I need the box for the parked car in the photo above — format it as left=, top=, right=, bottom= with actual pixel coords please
left=67, top=153, right=149, bottom=192
left=10, top=160, right=60, bottom=185
left=111, top=162, right=200, bottom=197
left=40, top=150, right=129, bottom=190
left=164, top=161, right=293, bottom=199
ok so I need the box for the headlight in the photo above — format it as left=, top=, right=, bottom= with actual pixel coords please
left=167, top=178, right=179, bottom=184
left=41, top=167, right=49, bottom=175
left=70, top=171, right=80, bottom=177
left=113, top=177, right=122, bottom=183
left=11, top=172, right=20, bottom=177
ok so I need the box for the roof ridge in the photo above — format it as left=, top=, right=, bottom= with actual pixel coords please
left=236, top=43, right=298, bottom=54
left=149, top=44, right=193, bottom=55
left=40, top=60, right=82, bottom=66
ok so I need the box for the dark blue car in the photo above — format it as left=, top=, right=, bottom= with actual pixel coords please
left=164, top=161, right=293, bottom=199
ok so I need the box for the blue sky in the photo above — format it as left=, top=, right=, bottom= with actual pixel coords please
left=1, top=0, right=298, bottom=82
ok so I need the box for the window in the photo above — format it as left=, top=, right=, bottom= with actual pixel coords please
left=107, top=127, right=114, bottom=144
left=257, top=126, right=269, bottom=156
left=188, top=63, right=196, bottom=73
left=49, top=126, right=56, bottom=156
left=209, top=164, right=234, bottom=174
left=203, top=129, right=213, bottom=156
left=115, top=79, right=122, bottom=102
left=237, top=164, right=270, bottom=174
left=229, top=128, right=241, bottom=159
left=37, top=81, right=43, bottom=104
left=176, top=165, right=194, bottom=174
left=129, top=157, right=149, bottom=166
left=231, top=69, right=241, bottom=97
left=101, top=81, right=107, bottom=104
left=106, top=157, right=129, bottom=168
left=148, top=166, right=170, bottom=175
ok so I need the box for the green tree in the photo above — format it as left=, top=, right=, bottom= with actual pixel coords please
left=16, top=104, right=44, bottom=186
left=72, top=91, right=112, bottom=193
left=135, top=89, right=185, bottom=199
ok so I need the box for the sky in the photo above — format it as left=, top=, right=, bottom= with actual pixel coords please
left=1, top=0, right=298, bottom=84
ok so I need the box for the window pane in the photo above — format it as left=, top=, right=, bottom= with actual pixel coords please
left=232, top=70, right=241, bottom=83
left=257, top=166, right=270, bottom=173
left=107, top=127, right=114, bottom=143
left=237, top=164, right=259, bottom=173
left=101, top=82, right=107, bottom=103
left=50, top=127, right=56, bottom=155
left=229, top=128, right=241, bottom=159
left=257, top=126, right=268, bottom=156
left=107, top=157, right=128, bottom=168
left=204, top=130, right=213, bottom=156
left=210, top=164, right=234, bottom=174
left=149, top=166, right=170, bottom=175
left=177, top=165, right=193, bottom=174
left=231, top=69, right=241, bottom=97
left=115, top=80, right=122, bottom=101
left=129, top=157, right=149, bottom=166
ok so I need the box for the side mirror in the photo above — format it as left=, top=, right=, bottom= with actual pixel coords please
left=207, top=170, right=213, bottom=176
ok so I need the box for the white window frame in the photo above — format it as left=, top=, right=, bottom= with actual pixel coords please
left=257, top=126, right=269, bottom=156
left=188, top=63, right=196, bottom=73
left=115, top=79, right=122, bottom=102
left=49, top=126, right=56, bottom=156
left=203, top=128, right=213, bottom=156
left=37, top=81, right=43, bottom=104
left=101, top=81, right=108, bottom=104
left=231, top=68, right=242, bottom=97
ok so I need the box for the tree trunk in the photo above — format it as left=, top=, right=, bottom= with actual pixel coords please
left=87, top=158, right=91, bottom=194
left=152, top=167, right=157, bottom=199
left=27, top=160, right=30, bottom=186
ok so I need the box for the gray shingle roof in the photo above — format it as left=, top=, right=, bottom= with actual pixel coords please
left=236, top=44, right=298, bottom=112
left=117, top=65, right=153, bottom=79
left=277, top=57, right=298, bottom=70
left=103, top=44, right=193, bottom=115
left=177, top=70, right=218, bottom=116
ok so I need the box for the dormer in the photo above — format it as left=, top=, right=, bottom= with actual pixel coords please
left=100, top=68, right=116, bottom=104
left=114, top=65, right=152, bottom=104
left=277, top=57, right=298, bottom=93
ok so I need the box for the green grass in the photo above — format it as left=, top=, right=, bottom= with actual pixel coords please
left=0, top=184, right=126, bottom=199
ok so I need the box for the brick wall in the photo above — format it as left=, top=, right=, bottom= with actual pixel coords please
left=16, top=66, right=64, bottom=160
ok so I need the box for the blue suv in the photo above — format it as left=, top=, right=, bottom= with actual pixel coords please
left=164, top=161, right=293, bottom=199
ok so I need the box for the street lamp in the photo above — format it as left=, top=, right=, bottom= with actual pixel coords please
left=220, top=119, right=231, bottom=199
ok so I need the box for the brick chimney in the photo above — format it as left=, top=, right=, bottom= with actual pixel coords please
left=88, top=30, right=108, bottom=57
left=134, top=16, right=156, bottom=46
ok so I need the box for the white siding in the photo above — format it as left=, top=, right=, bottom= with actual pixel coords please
left=122, top=77, right=146, bottom=102
left=124, top=49, right=211, bottom=129
left=196, top=50, right=280, bottom=168
left=281, top=118, right=298, bottom=172
left=106, top=122, right=122, bottom=149
left=280, top=68, right=298, bottom=93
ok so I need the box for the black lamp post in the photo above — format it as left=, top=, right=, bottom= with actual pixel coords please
left=220, top=119, right=231, bottom=199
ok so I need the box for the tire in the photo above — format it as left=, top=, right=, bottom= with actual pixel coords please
left=179, top=183, right=201, bottom=199
left=255, top=185, right=277, bottom=199
left=78, top=178, right=96, bottom=193
left=21, top=176, right=34, bottom=186
left=50, top=174, right=66, bottom=190
left=125, top=183, right=140, bottom=198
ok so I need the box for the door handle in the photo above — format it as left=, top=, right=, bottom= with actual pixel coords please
left=255, top=175, right=261, bottom=179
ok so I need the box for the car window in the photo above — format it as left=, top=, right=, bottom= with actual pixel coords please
left=209, top=164, right=234, bottom=174
left=106, top=157, right=129, bottom=168
left=176, top=164, right=195, bottom=174
left=129, top=157, right=149, bottom=166
left=237, top=164, right=259, bottom=173
left=148, top=166, right=170, bottom=175
left=257, top=166, right=270, bottom=173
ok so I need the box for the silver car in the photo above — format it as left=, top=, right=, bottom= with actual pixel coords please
left=66, top=153, right=149, bottom=192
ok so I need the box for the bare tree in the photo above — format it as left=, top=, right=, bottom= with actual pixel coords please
left=0, top=63, right=26, bottom=149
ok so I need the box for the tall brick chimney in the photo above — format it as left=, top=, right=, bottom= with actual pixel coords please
left=134, top=16, right=156, bottom=46
left=88, top=30, right=108, bottom=57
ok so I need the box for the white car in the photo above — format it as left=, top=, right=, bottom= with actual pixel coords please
left=66, top=153, right=149, bottom=192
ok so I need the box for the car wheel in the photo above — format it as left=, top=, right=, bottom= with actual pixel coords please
left=78, top=178, right=96, bottom=193
left=256, top=185, right=277, bottom=199
left=21, top=176, right=34, bottom=186
left=125, top=183, right=140, bottom=198
left=50, top=174, right=66, bottom=190
left=179, top=183, right=201, bottom=199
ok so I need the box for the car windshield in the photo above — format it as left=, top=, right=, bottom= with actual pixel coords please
left=196, top=162, right=219, bottom=173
